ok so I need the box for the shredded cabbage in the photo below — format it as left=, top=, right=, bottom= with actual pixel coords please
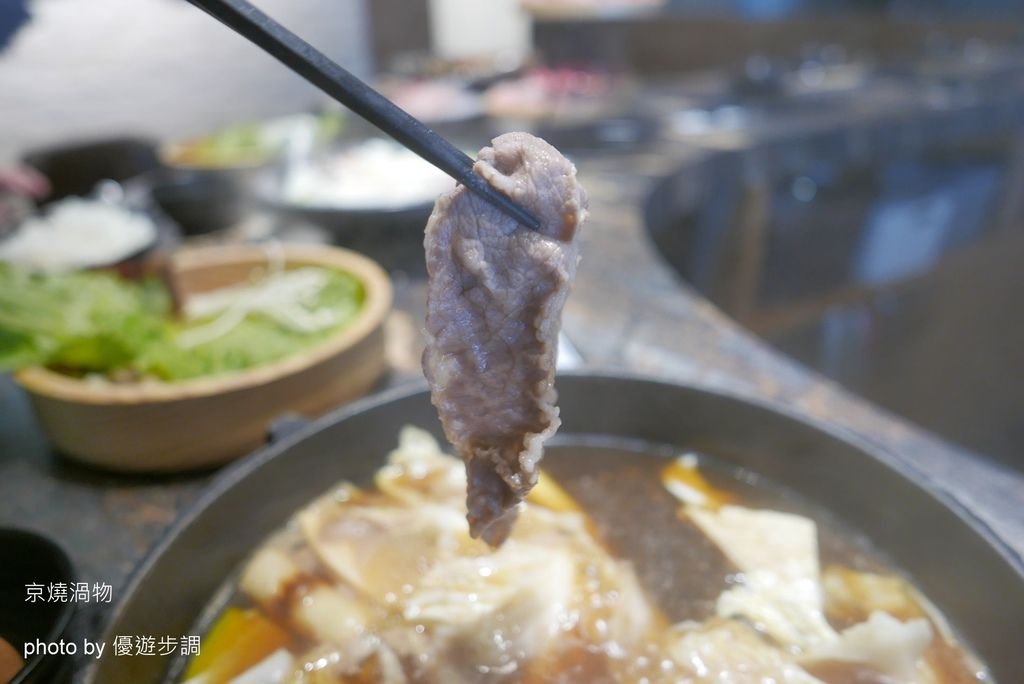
left=0, top=263, right=364, bottom=382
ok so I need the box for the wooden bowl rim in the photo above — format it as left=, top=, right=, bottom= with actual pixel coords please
left=15, top=243, right=393, bottom=405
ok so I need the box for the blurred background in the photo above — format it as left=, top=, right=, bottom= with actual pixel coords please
left=2, top=0, right=1023, bottom=467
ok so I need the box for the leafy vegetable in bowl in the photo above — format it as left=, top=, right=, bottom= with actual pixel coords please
left=0, top=261, right=365, bottom=382
left=10, top=243, right=391, bottom=471
left=0, top=264, right=167, bottom=373
left=163, top=112, right=346, bottom=170
left=164, top=122, right=273, bottom=169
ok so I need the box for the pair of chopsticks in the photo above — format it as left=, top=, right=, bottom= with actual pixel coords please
left=186, top=0, right=541, bottom=232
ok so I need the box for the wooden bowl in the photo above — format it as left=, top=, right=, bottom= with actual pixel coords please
left=16, top=243, right=392, bottom=472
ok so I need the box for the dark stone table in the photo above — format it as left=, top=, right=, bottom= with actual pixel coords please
left=2, top=142, right=1023, bottom=678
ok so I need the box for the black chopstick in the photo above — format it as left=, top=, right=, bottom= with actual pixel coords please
left=185, top=0, right=541, bottom=232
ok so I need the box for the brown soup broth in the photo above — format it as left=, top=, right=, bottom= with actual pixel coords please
left=539, top=443, right=894, bottom=624
left=174, top=439, right=989, bottom=684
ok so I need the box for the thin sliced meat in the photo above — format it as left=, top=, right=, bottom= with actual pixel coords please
left=422, top=132, right=588, bottom=546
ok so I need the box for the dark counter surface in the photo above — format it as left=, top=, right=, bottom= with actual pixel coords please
left=1, top=142, right=1023, bottom=663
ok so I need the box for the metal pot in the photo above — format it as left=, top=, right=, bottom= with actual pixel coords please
left=85, top=373, right=1024, bottom=683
